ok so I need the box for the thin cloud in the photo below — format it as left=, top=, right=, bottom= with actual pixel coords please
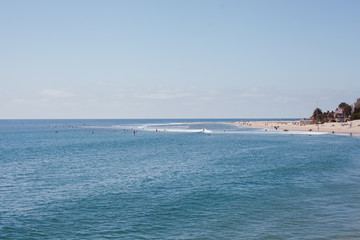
left=96, top=81, right=113, bottom=87
left=239, top=87, right=267, bottom=98
left=40, top=89, right=74, bottom=98
left=273, top=96, right=298, bottom=102
left=139, top=88, right=196, bottom=100
left=12, top=98, right=28, bottom=104
left=197, top=90, right=219, bottom=101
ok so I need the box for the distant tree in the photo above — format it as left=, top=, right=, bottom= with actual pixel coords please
left=350, top=112, right=360, bottom=120
left=350, top=98, right=360, bottom=120
left=329, top=111, right=336, bottom=122
left=354, top=98, right=360, bottom=110
left=312, top=108, right=323, bottom=123
left=327, top=111, right=334, bottom=122
left=338, top=102, right=352, bottom=117
left=323, top=111, right=333, bottom=122
left=310, top=98, right=360, bottom=122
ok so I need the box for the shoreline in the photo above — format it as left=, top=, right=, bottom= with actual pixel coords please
left=233, top=119, right=360, bottom=137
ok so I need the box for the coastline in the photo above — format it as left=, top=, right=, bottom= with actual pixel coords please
left=233, top=119, right=360, bottom=137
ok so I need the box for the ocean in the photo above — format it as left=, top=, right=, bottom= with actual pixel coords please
left=1, top=119, right=359, bottom=239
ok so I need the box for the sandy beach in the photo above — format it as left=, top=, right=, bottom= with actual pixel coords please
left=234, top=119, right=360, bottom=136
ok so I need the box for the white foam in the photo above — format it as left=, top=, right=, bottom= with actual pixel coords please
left=135, top=122, right=189, bottom=129
left=260, top=128, right=329, bottom=135
left=145, top=128, right=212, bottom=133
left=129, top=122, right=217, bottom=134
left=83, top=123, right=328, bottom=136
left=251, top=129, right=329, bottom=135
left=213, top=128, right=329, bottom=135
left=285, top=131, right=328, bottom=135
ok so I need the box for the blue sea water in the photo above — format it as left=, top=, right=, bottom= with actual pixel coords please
left=1, top=119, right=359, bottom=239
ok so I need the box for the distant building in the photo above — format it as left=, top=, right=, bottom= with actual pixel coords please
left=334, top=108, right=345, bottom=122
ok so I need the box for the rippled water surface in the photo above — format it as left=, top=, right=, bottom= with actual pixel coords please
left=1, top=119, right=359, bottom=239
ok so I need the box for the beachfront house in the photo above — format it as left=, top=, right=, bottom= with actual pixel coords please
left=334, top=108, right=345, bottom=122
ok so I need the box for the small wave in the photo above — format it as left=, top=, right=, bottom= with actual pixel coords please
left=136, top=122, right=189, bottom=129
left=132, top=122, right=216, bottom=134
left=215, top=129, right=329, bottom=135
left=259, top=128, right=329, bottom=135
left=284, top=131, right=329, bottom=135
left=146, top=128, right=212, bottom=133
left=259, top=130, right=328, bottom=135
left=83, top=126, right=114, bottom=129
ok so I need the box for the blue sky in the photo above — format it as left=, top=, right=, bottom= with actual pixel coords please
left=1, top=0, right=359, bottom=118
